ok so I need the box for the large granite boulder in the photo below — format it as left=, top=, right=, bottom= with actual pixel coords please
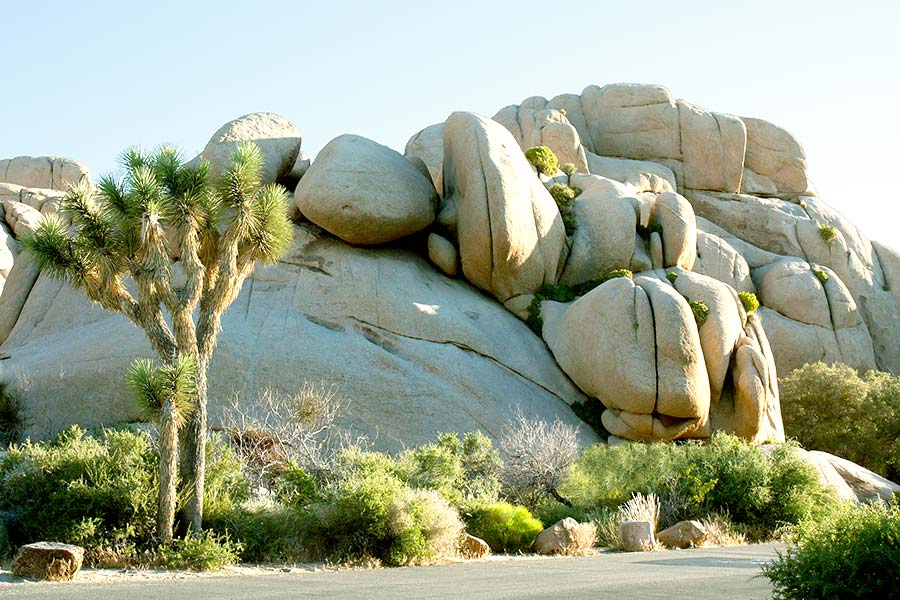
left=1, top=224, right=594, bottom=451
left=295, top=134, right=438, bottom=245
left=442, top=111, right=566, bottom=302
left=493, top=97, right=589, bottom=173
left=0, top=156, right=90, bottom=191
left=197, top=112, right=302, bottom=184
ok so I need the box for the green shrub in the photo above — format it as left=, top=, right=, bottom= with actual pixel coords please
left=398, top=432, right=500, bottom=507
left=0, top=426, right=252, bottom=564
left=547, top=183, right=580, bottom=235
left=558, top=433, right=835, bottom=535
left=464, top=502, right=543, bottom=553
left=0, top=382, right=19, bottom=446
left=526, top=295, right=544, bottom=334
left=273, top=462, right=321, bottom=509
left=649, top=223, right=663, bottom=236
left=818, top=224, right=838, bottom=242
left=561, top=163, right=577, bottom=176
left=208, top=501, right=308, bottom=564
left=738, top=291, right=759, bottom=314
left=763, top=503, right=900, bottom=599
left=299, top=466, right=462, bottom=566
left=780, top=362, right=900, bottom=479
left=666, top=272, right=678, bottom=284
left=524, top=146, right=558, bottom=176
left=572, top=269, right=633, bottom=297
left=202, top=434, right=253, bottom=523
left=0, top=426, right=157, bottom=556
left=688, top=300, right=710, bottom=326
left=811, top=268, right=829, bottom=284
left=153, top=531, right=241, bottom=571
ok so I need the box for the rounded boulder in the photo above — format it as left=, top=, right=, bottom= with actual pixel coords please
left=296, top=134, right=438, bottom=245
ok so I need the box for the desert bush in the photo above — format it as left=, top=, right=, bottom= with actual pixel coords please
left=779, top=362, right=900, bottom=479
left=666, top=272, right=679, bottom=284
left=818, top=224, right=838, bottom=242
left=298, top=465, right=462, bottom=566
left=559, top=433, right=834, bottom=535
left=547, top=183, right=580, bottom=235
left=464, top=502, right=543, bottom=553
left=220, top=382, right=345, bottom=487
left=688, top=300, right=709, bottom=326
left=812, top=268, right=829, bottom=284
left=499, top=412, right=579, bottom=508
left=561, top=163, right=577, bottom=176
left=206, top=500, right=308, bottom=564
left=0, top=426, right=157, bottom=556
left=738, top=291, right=759, bottom=314
left=572, top=269, right=633, bottom=297
left=153, top=531, right=241, bottom=571
left=0, top=426, right=250, bottom=564
left=619, top=492, right=660, bottom=531
left=399, top=432, right=500, bottom=507
left=524, top=146, right=558, bottom=176
left=763, top=502, right=900, bottom=599
left=0, top=381, right=20, bottom=446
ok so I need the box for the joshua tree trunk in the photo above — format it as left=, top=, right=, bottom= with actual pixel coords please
left=158, top=397, right=179, bottom=542
left=181, top=363, right=209, bottom=534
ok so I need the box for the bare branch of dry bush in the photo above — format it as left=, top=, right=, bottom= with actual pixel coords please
left=219, top=381, right=355, bottom=488
left=499, top=409, right=579, bottom=508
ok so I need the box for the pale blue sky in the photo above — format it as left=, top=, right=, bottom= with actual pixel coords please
left=2, top=0, right=898, bottom=245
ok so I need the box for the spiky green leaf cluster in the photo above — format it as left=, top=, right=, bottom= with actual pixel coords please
left=561, top=163, right=577, bottom=176
left=524, top=146, right=558, bottom=176
left=739, top=291, right=760, bottom=315
left=127, top=355, right=197, bottom=424
left=812, top=268, right=829, bottom=285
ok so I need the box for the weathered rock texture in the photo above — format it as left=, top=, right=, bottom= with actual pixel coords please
left=4, top=82, right=900, bottom=453
left=11, top=542, right=84, bottom=581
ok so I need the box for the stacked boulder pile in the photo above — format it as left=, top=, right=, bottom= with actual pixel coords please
left=1, top=84, right=899, bottom=455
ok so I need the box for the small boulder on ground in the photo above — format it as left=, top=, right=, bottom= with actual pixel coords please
left=11, top=542, right=84, bottom=581
left=458, top=533, right=491, bottom=559
left=534, top=517, right=596, bottom=555
left=617, top=520, right=654, bottom=552
left=657, top=519, right=708, bottom=548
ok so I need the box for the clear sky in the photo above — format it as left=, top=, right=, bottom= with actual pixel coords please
left=2, top=0, right=898, bottom=246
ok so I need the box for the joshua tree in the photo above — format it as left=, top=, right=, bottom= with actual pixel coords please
left=21, top=142, right=293, bottom=534
left=127, top=355, right=197, bottom=540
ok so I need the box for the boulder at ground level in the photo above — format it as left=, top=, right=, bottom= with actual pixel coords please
left=11, top=542, right=84, bottom=581
left=534, top=517, right=596, bottom=555
left=810, top=451, right=900, bottom=504
left=618, top=520, right=654, bottom=552
left=657, top=520, right=708, bottom=549
left=458, top=533, right=491, bottom=559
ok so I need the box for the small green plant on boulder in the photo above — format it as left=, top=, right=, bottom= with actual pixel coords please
left=547, top=183, right=581, bottom=235
left=561, top=163, right=577, bottom=176
left=524, top=146, right=558, bottom=176
left=636, top=223, right=663, bottom=240
left=572, top=269, right=633, bottom=297
left=818, top=224, right=838, bottom=242
left=688, top=300, right=710, bottom=326
left=464, top=502, right=543, bottom=553
left=812, top=268, right=829, bottom=285
left=738, top=291, right=759, bottom=314
left=666, top=272, right=679, bottom=284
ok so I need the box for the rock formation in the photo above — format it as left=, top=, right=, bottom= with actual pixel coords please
left=2, top=82, right=899, bottom=452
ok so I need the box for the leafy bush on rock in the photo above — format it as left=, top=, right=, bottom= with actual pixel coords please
left=524, top=146, right=558, bottom=176
left=818, top=224, right=838, bottom=242
left=738, top=291, right=759, bottom=314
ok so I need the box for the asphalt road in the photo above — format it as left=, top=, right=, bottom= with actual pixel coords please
left=1, top=544, right=780, bottom=600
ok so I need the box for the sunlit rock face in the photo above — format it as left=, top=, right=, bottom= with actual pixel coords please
left=2, top=82, right=898, bottom=448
